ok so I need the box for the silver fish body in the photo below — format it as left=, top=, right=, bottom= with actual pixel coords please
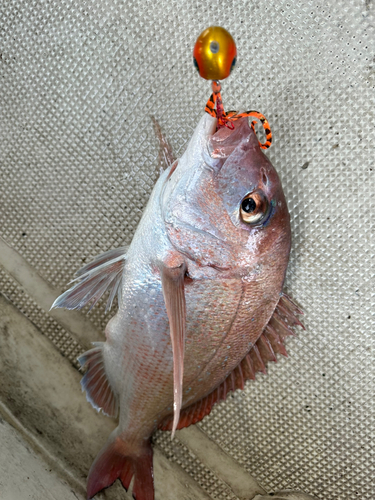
left=53, top=113, right=296, bottom=499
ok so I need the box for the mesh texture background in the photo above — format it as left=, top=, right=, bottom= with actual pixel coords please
left=0, top=1, right=374, bottom=499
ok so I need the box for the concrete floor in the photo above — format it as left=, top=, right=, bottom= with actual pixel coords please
left=0, top=419, right=81, bottom=500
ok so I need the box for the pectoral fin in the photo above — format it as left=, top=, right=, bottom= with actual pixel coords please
left=160, top=261, right=187, bottom=438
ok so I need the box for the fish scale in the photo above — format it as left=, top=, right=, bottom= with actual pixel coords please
left=113, top=278, right=244, bottom=432
left=52, top=113, right=302, bottom=499
left=197, top=283, right=280, bottom=387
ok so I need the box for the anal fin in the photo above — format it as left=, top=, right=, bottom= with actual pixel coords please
left=159, top=292, right=303, bottom=432
left=78, top=342, right=118, bottom=418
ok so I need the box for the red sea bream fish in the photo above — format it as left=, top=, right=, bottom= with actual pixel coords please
left=53, top=112, right=303, bottom=499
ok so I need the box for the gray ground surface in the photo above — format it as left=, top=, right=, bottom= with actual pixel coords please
left=0, top=419, right=82, bottom=500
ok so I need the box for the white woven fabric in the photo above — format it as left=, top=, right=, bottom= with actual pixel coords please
left=1, top=1, right=374, bottom=499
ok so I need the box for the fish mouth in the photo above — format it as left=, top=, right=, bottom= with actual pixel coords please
left=208, top=117, right=256, bottom=160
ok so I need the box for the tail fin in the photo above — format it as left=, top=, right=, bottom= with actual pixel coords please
left=87, top=431, right=154, bottom=500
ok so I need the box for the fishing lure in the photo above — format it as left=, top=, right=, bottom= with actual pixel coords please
left=194, top=26, right=272, bottom=147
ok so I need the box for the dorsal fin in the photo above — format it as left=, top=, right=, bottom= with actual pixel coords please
left=78, top=342, right=119, bottom=418
left=51, top=246, right=128, bottom=313
left=151, top=116, right=175, bottom=170
left=159, top=292, right=303, bottom=432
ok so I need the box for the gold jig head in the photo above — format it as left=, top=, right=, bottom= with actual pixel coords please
left=193, top=26, right=237, bottom=81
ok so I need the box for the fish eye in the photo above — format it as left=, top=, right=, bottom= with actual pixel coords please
left=240, top=191, right=269, bottom=225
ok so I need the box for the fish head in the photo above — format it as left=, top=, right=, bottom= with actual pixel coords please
left=161, top=114, right=291, bottom=279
